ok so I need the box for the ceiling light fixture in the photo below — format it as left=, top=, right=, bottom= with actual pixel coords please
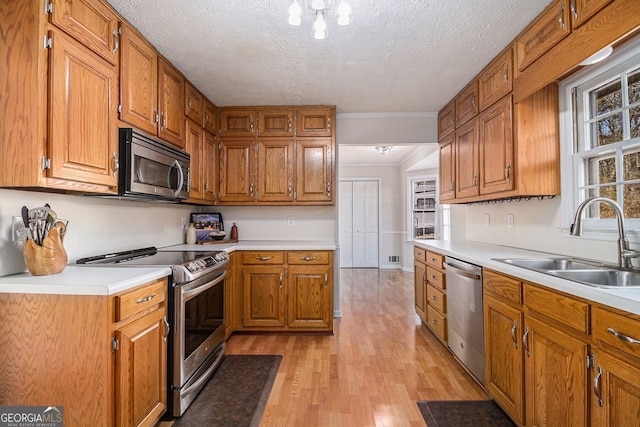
left=375, top=146, right=393, bottom=155
left=579, top=45, right=613, bottom=66
left=288, top=0, right=352, bottom=40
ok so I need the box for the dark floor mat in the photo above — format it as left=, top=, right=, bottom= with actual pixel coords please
left=417, top=400, right=516, bottom=427
left=174, top=354, right=282, bottom=427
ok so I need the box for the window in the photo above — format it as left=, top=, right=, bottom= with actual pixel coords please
left=560, top=36, right=640, bottom=240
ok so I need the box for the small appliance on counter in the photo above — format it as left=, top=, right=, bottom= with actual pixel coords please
left=190, top=212, right=236, bottom=244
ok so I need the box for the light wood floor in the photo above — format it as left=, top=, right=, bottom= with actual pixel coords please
left=225, top=268, right=487, bottom=426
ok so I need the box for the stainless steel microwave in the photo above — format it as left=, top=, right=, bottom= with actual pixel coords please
left=118, top=128, right=190, bottom=202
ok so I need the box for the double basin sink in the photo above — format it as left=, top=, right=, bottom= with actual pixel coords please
left=494, top=257, right=640, bottom=288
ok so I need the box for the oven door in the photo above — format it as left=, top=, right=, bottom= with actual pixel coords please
left=173, top=270, right=226, bottom=389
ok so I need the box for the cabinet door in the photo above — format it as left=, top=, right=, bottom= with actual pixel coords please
left=295, top=139, right=333, bottom=203
left=115, top=308, right=167, bottom=427
left=591, top=350, right=640, bottom=427
left=438, top=101, right=456, bottom=139
left=516, top=0, right=571, bottom=71
left=49, top=29, right=118, bottom=189
left=455, top=118, right=479, bottom=199
left=203, top=131, right=218, bottom=202
left=479, top=95, right=514, bottom=195
left=478, top=48, right=513, bottom=111
left=258, top=109, right=294, bottom=137
left=219, top=109, right=256, bottom=138
left=158, top=58, right=184, bottom=148
left=414, top=260, right=427, bottom=322
left=438, top=133, right=456, bottom=201
left=455, top=81, right=478, bottom=126
left=242, top=266, right=286, bottom=328
left=524, top=315, right=589, bottom=427
left=218, top=139, right=256, bottom=202
left=296, top=108, right=334, bottom=137
left=203, top=100, right=217, bottom=134
left=257, top=139, right=294, bottom=202
left=184, top=81, right=203, bottom=124
left=484, top=295, right=524, bottom=425
left=120, top=24, right=158, bottom=135
left=287, top=266, right=332, bottom=330
left=570, top=0, right=613, bottom=29
left=49, top=0, right=119, bottom=64
left=185, top=119, right=204, bottom=200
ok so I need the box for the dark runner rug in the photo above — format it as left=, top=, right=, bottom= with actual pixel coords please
left=417, top=400, right=516, bottom=427
left=174, top=355, right=282, bottom=427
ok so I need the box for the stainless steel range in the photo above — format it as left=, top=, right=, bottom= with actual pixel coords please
left=77, top=247, right=229, bottom=416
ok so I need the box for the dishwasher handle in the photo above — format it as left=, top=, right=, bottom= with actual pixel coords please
left=444, top=261, right=481, bottom=280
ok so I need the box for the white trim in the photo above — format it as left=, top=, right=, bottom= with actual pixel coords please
left=337, top=112, right=437, bottom=120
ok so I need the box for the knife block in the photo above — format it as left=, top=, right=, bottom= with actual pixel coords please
left=23, top=225, right=68, bottom=276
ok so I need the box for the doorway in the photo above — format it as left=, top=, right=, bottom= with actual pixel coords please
left=339, top=180, right=379, bottom=268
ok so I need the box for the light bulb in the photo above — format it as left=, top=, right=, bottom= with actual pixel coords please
left=313, top=29, right=327, bottom=40
left=288, top=0, right=302, bottom=18
left=337, top=1, right=351, bottom=17
left=288, top=15, right=302, bottom=26
left=337, top=15, right=350, bottom=25
left=311, top=0, right=326, bottom=10
left=314, top=11, right=326, bottom=32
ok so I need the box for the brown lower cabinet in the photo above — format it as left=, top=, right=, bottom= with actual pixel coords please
left=236, top=250, right=333, bottom=332
left=0, top=278, right=168, bottom=427
left=413, top=246, right=447, bottom=344
left=484, top=269, right=640, bottom=427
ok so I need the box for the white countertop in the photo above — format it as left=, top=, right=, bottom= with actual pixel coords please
left=414, top=240, right=640, bottom=316
left=0, top=240, right=336, bottom=296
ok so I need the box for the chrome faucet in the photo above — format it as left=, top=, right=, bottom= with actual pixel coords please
left=570, top=196, right=640, bottom=269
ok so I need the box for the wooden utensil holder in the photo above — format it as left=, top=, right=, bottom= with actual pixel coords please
left=23, top=225, right=68, bottom=276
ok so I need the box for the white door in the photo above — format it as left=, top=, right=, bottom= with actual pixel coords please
left=339, top=180, right=379, bottom=268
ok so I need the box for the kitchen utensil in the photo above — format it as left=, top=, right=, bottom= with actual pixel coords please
left=21, top=206, right=32, bottom=240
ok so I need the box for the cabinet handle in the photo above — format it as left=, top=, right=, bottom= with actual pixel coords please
left=570, top=0, right=578, bottom=20
left=250, top=117, right=254, bottom=133
left=431, top=295, right=438, bottom=301
left=301, top=256, right=317, bottom=261
left=188, top=98, right=192, bottom=110
left=288, top=182, right=292, bottom=196
left=450, top=180, right=454, bottom=191
left=472, top=96, right=476, bottom=109
left=288, top=117, right=293, bottom=133
left=136, top=293, right=156, bottom=304
left=111, top=152, right=119, bottom=177
left=324, top=273, right=328, bottom=288
left=522, top=326, right=530, bottom=357
left=112, top=27, right=120, bottom=55
left=504, top=64, right=509, bottom=84
left=327, top=181, right=331, bottom=197
left=558, top=4, right=566, bottom=31
left=249, top=183, right=254, bottom=196
left=511, top=320, right=518, bottom=349
left=593, top=366, right=603, bottom=407
left=327, top=118, right=331, bottom=132
left=154, top=109, right=159, bottom=127
left=431, top=318, right=439, bottom=326
left=449, top=117, right=454, bottom=126
left=473, top=173, right=478, bottom=188
left=505, top=162, right=511, bottom=183
left=163, top=316, right=170, bottom=342
left=607, top=327, right=640, bottom=344
left=279, top=272, right=283, bottom=288
left=430, top=274, right=437, bottom=280
left=256, top=256, right=272, bottom=261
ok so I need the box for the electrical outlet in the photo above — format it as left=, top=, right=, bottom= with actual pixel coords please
left=12, top=216, right=27, bottom=242
left=181, top=217, right=188, bottom=230
left=507, top=214, right=514, bottom=229
left=484, top=213, right=491, bottom=227
left=288, top=216, right=294, bottom=226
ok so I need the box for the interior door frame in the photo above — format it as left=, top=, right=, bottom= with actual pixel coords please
left=338, top=177, right=382, bottom=268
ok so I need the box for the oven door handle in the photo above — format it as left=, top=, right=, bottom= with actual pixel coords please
left=180, top=342, right=226, bottom=400
left=181, top=270, right=226, bottom=301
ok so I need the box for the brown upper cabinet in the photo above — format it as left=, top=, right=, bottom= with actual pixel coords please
left=516, top=0, right=571, bottom=72
left=257, top=139, right=295, bottom=202
left=295, top=138, right=333, bottom=203
left=569, top=0, right=614, bottom=29
left=478, top=48, right=513, bottom=111
left=219, top=109, right=257, bottom=138
left=48, top=0, right=120, bottom=64
left=203, top=100, right=218, bottom=134
left=185, top=82, right=204, bottom=124
left=455, top=81, right=479, bottom=126
left=218, top=139, right=257, bottom=203
left=438, top=101, right=456, bottom=140
left=438, top=133, right=456, bottom=202
left=478, top=95, right=514, bottom=195
left=455, top=118, right=480, bottom=199
left=296, top=108, right=334, bottom=138
left=120, top=24, right=184, bottom=149
left=258, top=109, right=295, bottom=137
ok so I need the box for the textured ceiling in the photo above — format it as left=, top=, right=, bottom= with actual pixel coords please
left=108, top=0, right=551, bottom=114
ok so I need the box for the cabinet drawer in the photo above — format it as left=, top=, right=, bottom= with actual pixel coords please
left=483, top=269, right=522, bottom=305
left=427, top=306, right=447, bottom=342
left=426, top=251, right=444, bottom=269
left=427, top=285, right=446, bottom=314
left=287, top=251, right=329, bottom=265
left=115, top=279, right=167, bottom=322
left=242, top=251, right=285, bottom=264
left=593, top=306, right=640, bottom=360
left=414, top=246, right=427, bottom=262
left=523, top=283, right=589, bottom=334
left=426, top=266, right=445, bottom=290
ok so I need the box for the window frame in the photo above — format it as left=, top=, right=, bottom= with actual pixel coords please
left=559, top=35, right=640, bottom=243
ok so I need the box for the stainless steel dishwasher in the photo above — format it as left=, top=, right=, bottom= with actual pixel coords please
left=444, top=256, right=484, bottom=384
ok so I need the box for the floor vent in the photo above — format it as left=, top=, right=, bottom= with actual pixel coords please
left=388, top=255, right=400, bottom=263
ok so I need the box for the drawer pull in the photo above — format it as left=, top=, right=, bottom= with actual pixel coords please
left=256, top=256, right=272, bottom=261
left=511, top=320, right=518, bottom=349
left=301, top=256, right=317, bottom=261
left=430, top=274, right=437, bottom=280
left=163, top=316, right=170, bottom=342
left=431, top=318, right=439, bottom=326
left=522, top=326, right=530, bottom=357
left=607, top=327, right=640, bottom=345
left=431, top=295, right=438, bottom=301
left=593, top=366, right=603, bottom=407
left=136, top=293, right=156, bottom=304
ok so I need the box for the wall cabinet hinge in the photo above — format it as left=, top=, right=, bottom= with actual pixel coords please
left=285, top=315, right=288, bottom=325
left=294, top=191, right=297, bottom=200
left=285, top=269, right=289, bottom=278
left=586, top=353, right=595, bottom=370
left=44, top=0, right=53, bottom=14
left=41, top=156, right=51, bottom=170
left=43, top=35, right=52, bottom=49
left=218, top=191, right=221, bottom=199
left=111, top=338, right=119, bottom=352
left=241, top=315, right=244, bottom=326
